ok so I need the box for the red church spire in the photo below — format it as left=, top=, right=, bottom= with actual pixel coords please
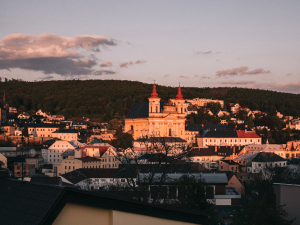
left=175, top=85, right=184, bottom=100
left=150, top=84, right=159, bottom=98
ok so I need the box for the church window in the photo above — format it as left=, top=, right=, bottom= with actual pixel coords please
left=131, top=125, right=133, bottom=130
left=156, top=106, right=158, bottom=112
left=151, top=106, right=152, bottom=113
left=169, top=129, right=172, bottom=137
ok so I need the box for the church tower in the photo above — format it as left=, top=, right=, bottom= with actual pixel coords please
left=148, top=84, right=161, bottom=116
left=173, top=85, right=186, bottom=114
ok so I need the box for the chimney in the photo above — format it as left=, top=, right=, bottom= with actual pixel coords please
left=215, top=146, right=217, bottom=152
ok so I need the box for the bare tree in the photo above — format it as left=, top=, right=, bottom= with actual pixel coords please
left=117, top=136, right=192, bottom=204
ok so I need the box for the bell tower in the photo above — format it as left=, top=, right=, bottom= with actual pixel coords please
left=174, top=85, right=185, bottom=114
left=148, top=84, right=161, bottom=116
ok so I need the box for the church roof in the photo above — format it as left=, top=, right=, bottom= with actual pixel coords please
left=125, top=102, right=165, bottom=119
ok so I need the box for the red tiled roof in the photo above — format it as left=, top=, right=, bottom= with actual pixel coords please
left=236, top=130, right=260, bottom=138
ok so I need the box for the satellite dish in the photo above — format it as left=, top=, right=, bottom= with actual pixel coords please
left=29, top=149, right=36, bottom=157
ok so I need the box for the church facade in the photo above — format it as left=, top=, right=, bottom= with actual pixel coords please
left=124, top=84, right=191, bottom=141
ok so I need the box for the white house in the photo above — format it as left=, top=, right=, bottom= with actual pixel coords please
left=247, top=152, right=287, bottom=173
left=51, top=129, right=78, bottom=141
left=43, top=140, right=77, bottom=164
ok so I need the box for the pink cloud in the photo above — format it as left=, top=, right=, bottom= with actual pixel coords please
left=0, top=33, right=117, bottom=76
left=94, top=69, right=116, bottom=75
left=100, top=61, right=113, bottom=67
left=179, top=76, right=189, bottom=79
left=195, top=51, right=212, bottom=55
left=201, top=75, right=211, bottom=79
left=120, top=60, right=146, bottom=68
left=0, top=33, right=116, bottom=60
left=135, top=60, right=146, bottom=64
left=194, top=75, right=199, bottom=77
left=216, top=66, right=270, bottom=76
left=164, top=74, right=169, bottom=77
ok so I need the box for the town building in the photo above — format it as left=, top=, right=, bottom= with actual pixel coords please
left=22, top=123, right=61, bottom=137
left=247, top=152, right=287, bottom=173
left=274, top=183, right=300, bottom=225
left=197, top=129, right=261, bottom=148
left=219, top=160, right=240, bottom=172
left=186, top=98, right=224, bottom=108
left=124, top=84, right=189, bottom=141
left=0, top=178, right=209, bottom=225
left=186, top=145, right=243, bottom=170
left=51, top=128, right=78, bottom=141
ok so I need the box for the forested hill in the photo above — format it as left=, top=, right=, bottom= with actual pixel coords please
left=1, top=79, right=300, bottom=122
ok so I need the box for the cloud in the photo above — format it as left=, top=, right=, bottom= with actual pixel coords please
left=100, top=61, right=113, bottom=67
left=94, top=69, right=116, bottom=75
left=195, top=51, right=211, bottom=55
left=135, top=60, right=146, bottom=64
left=221, top=81, right=256, bottom=85
left=221, top=81, right=300, bottom=94
left=216, top=66, right=270, bottom=76
left=179, top=76, right=189, bottom=79
left=201, top=75, right=211, bottom=79
left=194, top=75, right=199, bottom=77
left=163, top=74, right=169, bottom=77
left=286, top=73, right=292, bottom=76
left=0, top=33, right=117, bottom=76
left=120, top=60, right=146, bottom=68
left=39, top=75, right=54, bottom=80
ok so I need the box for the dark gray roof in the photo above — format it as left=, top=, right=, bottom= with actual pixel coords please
left=185, top=124, right=252, bottom=131
left=220, top=160, right=240, bottom=165
left=52, top=129, right=78, bottom=134
left=252, top=152, right=286, bottom=162
left=0, top=178, right=64, bottom=225
left=135, top=136, right=187, bottom=143
left=188, top=146, right=243, bottom=157
left=43, top=139, right=57, bottom=148
left=61, top=170, right=87, bottom=184
left=0, top=178, right=209, bottom=224
left=61, top=149, right=75, bottom=156
left=20, top=123, right=61, bottom=128
left=125, top=102, right=165, bottom=119
left=30, top=177, right=62, bottom=185
left=202, top=130, right=238, bottom=138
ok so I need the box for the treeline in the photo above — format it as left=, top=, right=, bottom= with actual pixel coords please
left=1, top=79, right=300, bottom=122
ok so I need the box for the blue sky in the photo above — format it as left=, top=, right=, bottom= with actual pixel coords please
left=1, top=0, right=300, bottom=93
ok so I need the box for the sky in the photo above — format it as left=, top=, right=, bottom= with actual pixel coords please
left=1, top=0, right=300, bottom=94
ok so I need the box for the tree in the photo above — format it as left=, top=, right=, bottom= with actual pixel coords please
left=117, top=136, right=192, bottom=204
left=119, top=133, right=134, bottom=149
left=233, top=173, right=295, bottom=225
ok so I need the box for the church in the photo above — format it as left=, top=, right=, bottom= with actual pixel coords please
left=124, top=84, right=195, bottom=142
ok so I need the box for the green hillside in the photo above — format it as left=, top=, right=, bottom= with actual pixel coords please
left=1, top=79, right=300, bottom=122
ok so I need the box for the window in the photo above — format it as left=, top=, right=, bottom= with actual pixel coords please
left=65, top=166, right=67, bottom=169
left=169, top=129, right=172, bottom=137
left=54, top=159, right=55, bottom=162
